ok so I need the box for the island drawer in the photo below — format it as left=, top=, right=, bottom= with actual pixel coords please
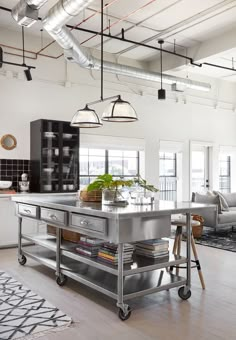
left=18, top=204, right=39, bottom=218
left=70, top=213, right=107, bottom=236
left=41, top=208, right=67, bottom=226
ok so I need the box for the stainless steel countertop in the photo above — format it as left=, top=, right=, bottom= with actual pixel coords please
left=12, top=194, right=216, bottom=219
left=0, top=192, right=76, bottom=199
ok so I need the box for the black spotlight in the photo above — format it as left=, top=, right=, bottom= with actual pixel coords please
left=24, top=68, right=32, bottom=81
left=158, top=88, right=166, bottom=100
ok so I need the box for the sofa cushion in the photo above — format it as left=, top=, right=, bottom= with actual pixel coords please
left=194, top=192, right=222, bottom=214
left=221, top=192, right=236, bottom=207
left=213, top=191, right=229, bottom=211
left=228, top=207, right=236, bottom=211
left=218, top=211, right=236, bottom=225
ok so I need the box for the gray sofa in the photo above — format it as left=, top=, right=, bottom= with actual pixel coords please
left=192, top=191, right=236, bottom=229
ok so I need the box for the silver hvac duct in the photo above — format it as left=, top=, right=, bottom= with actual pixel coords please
left=12, top=0, right=48, bottom=27
left=43, top=0, right=211, bottom=92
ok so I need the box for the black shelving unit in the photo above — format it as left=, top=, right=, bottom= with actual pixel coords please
left=30, top=119, right=80, bottom=193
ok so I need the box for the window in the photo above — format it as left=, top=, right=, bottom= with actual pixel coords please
left=219, top=155, right=231, bottom=193
left=159, top=152, right=177, bottom=201
left=80, top=148, right=140, bottom=188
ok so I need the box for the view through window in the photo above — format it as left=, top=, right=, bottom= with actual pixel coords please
left=159, top=152, right=177, bottom=201
left=80, top=148, right=140, bottom=188
left=219, top=155, right=231, bottom=193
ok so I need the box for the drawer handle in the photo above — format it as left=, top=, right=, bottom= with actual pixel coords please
left=48, top=214, right=58, bottom=220
left=80, top=219, right=89, bottom=226
left=24, top=209, right=32, bottom=214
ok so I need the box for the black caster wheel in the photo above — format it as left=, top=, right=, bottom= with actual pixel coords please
left=56, top=275, right=67, bottom=287
left=118, top=306, right=132, bottom=321
left=18, top=255, right=27, bottom=266
left=169, top=266, right=174, bottom=272
left=178, top=286, right=191, bottom=300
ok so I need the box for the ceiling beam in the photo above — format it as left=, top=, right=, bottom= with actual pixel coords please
left=148, top=26, right=236, bottom=73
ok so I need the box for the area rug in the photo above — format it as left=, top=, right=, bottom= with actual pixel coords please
left=194, top=228, right=236, bottom=252
left=0, top=271, right=72, bottom=340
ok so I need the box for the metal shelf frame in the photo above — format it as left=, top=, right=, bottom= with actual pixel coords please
left=17, top=211, right=192, bottom=319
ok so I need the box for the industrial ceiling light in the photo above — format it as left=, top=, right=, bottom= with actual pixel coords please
left=70, top=0, right=137, bottom=128
left=158, top=39, right=166, bottom=100
left=70, top=105, right=102, bottom=128
left=22, top=26, right=33, bottom=81
left=102, top=95, right=138, bottom=122
left=24, top=67, right=32, bottom=81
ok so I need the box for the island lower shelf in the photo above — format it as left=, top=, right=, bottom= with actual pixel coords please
left=22, top=245, right=187, bottom=301
left=22, top=233, right=187, bottom=276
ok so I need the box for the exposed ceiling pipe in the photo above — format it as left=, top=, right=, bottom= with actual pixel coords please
left=42, top=0, right=211, bottom=92
left=12, top=0, right=48, bottom=27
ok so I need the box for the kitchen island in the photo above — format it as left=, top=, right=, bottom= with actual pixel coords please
left=12, top=194, right=215, bottom=320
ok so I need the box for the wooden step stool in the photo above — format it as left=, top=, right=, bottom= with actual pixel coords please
left=171, top=217, right=205, bottom=289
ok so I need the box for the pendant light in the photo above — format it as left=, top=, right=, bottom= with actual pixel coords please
left=70, top=0, right=137, bottom=127
left=102, top=95, right=138, bottom=122
left=158, top=39, right=166, bottom=100
left=70, top=105, right=103, bottom=128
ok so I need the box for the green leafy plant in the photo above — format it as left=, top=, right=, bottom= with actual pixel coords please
left=87, top=174, right=133, bottom=192
left=133, top=176, right=159, bottom=194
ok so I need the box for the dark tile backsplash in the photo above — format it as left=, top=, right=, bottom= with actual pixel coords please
left=0, top=159, right=31, bottom=192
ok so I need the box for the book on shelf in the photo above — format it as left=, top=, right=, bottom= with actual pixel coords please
left=80, top=236, right=104, bottom=245
left=136, top=249, right=169, bottom=259
left=98, top=252, right=132, bottom=261
left=97, top=255, right=133, bottom=265
left=75, top=248, right=98, bottom=257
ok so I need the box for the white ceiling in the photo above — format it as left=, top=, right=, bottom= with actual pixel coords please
left=1, top=0, right=236, bottom=80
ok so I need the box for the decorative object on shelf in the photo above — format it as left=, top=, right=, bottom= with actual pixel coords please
left=0, top=134, right=17, bottom=150
left=131, top=176, right=159, bottom=205
left=70, top=0, right=138, bottom=128
left=158, top=39, right=166, bottom=100
left=19, top=173, right=29, bottom=193
left=87, top=174, right=133, bottom=206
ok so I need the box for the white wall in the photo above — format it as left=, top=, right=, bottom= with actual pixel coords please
left=1, top=74, right=236, bottom=199
left=1, top=25, right=236, bottom=199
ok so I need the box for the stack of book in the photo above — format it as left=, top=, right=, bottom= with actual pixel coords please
left=98, top=243, right=134, bottom=265
left=135, top=239, right=169, bottom=259
left=75, top=236, right=104, bottom=258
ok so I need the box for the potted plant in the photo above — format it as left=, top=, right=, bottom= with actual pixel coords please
left=87, top=174, right=133, bottom=206
left=131, top=176, right=159, bottom=205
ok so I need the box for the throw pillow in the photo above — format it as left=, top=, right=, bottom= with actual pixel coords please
left=194, top=192, right=222, bottom=214
left=213, top=191, right=229, bottom=211
left=220, top=192, right=236, bottom=207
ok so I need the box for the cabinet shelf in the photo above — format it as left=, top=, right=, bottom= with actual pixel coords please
left=31, top=119, right=80, bottom=193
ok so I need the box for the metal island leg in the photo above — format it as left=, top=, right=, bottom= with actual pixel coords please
left=178, top=212, right=192, bottom=300
left=117, top=243, right=131, bottom=321
left=18, top=217, right=27, bottom=266
left=55, top=227, right=67, bottom=286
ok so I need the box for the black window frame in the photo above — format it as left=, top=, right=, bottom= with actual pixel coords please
left=159, top=152, right=177, bottom=201
left=219, top=155, right=231, bottom=193
left=79, top=148, right=140, bottom=187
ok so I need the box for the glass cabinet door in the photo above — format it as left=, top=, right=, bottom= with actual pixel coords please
left=61, top=124, right=79, bottom=192
left=41, top=121, right=60, bottom=192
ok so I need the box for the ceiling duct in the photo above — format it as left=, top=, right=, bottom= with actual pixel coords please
left=43, top=0, right=211, bottom=92
left=12, top=0, right=48, bottom=27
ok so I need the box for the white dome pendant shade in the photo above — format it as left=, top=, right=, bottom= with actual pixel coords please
left=102, top=95, right=138, bottom=122
left=70, top=105, right=103, bottom=128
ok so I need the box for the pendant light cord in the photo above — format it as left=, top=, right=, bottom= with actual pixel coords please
left=160, top=44, right=163, bottom=90
left=101, top=0, right=104, bottom=101
left=22, top=26, right=26, bottom=66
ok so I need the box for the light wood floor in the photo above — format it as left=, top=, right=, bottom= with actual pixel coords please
left=1, top=244, right=236, bottom=340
